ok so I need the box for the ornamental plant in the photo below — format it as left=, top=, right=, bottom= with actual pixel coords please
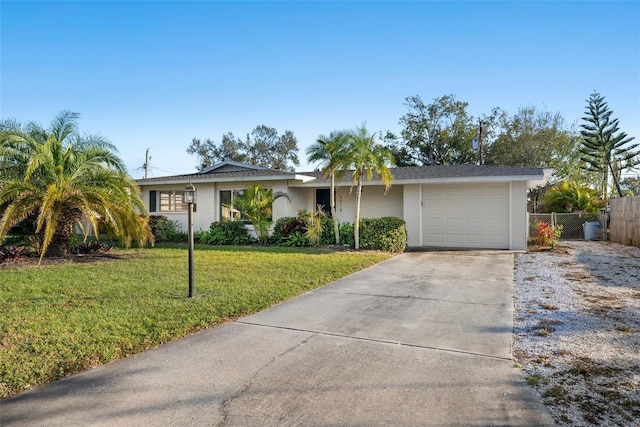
left=542, top=181, right=603, bottom=213
left=302, top=205, right=327, bottom=247
left=535, top=221, right=563, bottom=249
left=235, top=185, right=290, bottom=244
left=0, top=111, right=152, bottom=260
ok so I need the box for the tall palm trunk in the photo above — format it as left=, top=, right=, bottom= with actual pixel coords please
left=330, top=173, right=340, bottom=244
left=354, top=179, right=362, bottom=250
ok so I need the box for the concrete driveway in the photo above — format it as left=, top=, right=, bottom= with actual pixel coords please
left=1, top=251, right=553, bottom=426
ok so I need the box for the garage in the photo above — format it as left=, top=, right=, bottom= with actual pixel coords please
left=422, top=183, right=510, bottom=249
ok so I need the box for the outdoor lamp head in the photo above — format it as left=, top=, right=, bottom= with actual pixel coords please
left=184, top=183, right=196, bottom=204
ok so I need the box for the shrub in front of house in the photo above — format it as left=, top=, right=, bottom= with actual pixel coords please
left=270, top=216, right=406, bottom=251
left=200, top=221, right=254, bottom=245
left=361, top=217, right=407, bottom=252
left=148, top=215, right=186, bottom=243
left=272, top=216, right=307, bottom=246
left=3, top=216, right=38, bottom=247
left=272, top=216, right=336, bottom=247
left=71, top=241, right=113, bottom=255
left=339, top=222, right=355, bottom=248
left=341, top=217, right=407, bottom=252
left=282, top=231, right=311, bottom=247
left=320, top=218, right=336, bottom=245
left=0, top=245, right=31, bottom=264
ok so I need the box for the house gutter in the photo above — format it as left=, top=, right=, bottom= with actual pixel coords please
left=288, top=174, right=548, bottom=188
left=136, top=173, right=316, bottom=186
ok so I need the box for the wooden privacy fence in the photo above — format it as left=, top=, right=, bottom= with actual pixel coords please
left=609, top=196, right=640, bottom=247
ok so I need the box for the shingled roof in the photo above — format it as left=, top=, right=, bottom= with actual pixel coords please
left=136, top=160, right=316, bottom=185
left=137, top=168, right=298, bottom=184
left=296, top=164, right=547, bottom=185
left=136, top=162, right=548, bottom=187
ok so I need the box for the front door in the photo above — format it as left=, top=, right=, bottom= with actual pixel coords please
left=315, top=189, right=331, bottom=216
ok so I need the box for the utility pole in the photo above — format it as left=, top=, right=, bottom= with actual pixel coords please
left=144, top=149, right=150, bottom=179
left=478, top=121, right=484, bottom=165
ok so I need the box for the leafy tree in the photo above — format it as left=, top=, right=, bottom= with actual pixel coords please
left=0, top=111, right=152, bottom=260
left=542, top=181, right=603, bottom=213
left=187, top=125, right=300, bottom=171
left=620, top=176, right=640, bottom=196
left=235, top=184, right=289, bottom=244
left=306, top=130, right=349, bottom=244
left=342, top=126, right=394, bottom=250
left=484, top=106, right=581, bottom=180
left=387, top=94, right=477, bottom=166
left=579, top=91, right=639, bottom=198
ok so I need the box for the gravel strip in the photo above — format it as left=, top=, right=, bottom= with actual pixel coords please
left=514, top=240, right=640, bottom=426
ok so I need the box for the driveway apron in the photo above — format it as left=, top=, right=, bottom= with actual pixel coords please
left=1, top=251, right=553, bottom=426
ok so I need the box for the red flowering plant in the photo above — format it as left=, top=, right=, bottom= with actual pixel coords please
left=535, top=221, right=563, bottom=249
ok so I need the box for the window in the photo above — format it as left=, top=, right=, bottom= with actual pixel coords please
left=158, top=190, right=187, bottom=212
left=220, top=189, right=246, bottom=221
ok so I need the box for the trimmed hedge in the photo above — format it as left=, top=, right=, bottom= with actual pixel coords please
left=320, top=218, right=337, bottom=245
left=358, top=217, right=407, bottom=252
left=339, top=222, right=355, bottom=248
left=199, top=221, right=253, bottom=245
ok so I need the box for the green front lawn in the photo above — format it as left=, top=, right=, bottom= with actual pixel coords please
left=0, top=245, right=391, bottom=398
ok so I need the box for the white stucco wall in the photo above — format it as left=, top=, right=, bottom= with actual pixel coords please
left=193, top=183, right=217, bottom=231
left=141, top=180, right=291, bottom=233
left=402, top=184, right=421, bottom=247
left=285, top=187, right=313, bottom=217
left=331, top=185, right=403, bottom=224
left=142, top=184, right=192, bottom=232
left=334, top=187, right=354, bottom=222
left=359, top=185, right=404, bottom=219
left=509, top=181, right=528, bottom=251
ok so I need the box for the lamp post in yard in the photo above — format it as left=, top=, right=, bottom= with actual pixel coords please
left=184, top=183, right=197, bottom=298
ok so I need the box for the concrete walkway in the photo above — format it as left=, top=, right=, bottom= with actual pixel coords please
left=1, top=251, right=554, bottom=426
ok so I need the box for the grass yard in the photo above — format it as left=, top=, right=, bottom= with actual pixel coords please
left=0, top=245, right=391, bottom=398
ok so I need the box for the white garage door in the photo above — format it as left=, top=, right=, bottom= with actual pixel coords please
left=422, top=183, right=509, bottom=249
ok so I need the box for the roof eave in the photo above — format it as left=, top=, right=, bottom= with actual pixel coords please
left=525, top=168, right=554, bottom=189
left=289, top=174, right=548, bottom=187
left=137, top=173, right=316, bottom=186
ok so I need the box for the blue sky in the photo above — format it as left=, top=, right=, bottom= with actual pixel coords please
left=2, top=1, right=639, bottom=179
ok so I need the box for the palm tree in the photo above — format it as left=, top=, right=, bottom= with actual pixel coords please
left=0, top=111, right=152, bottom=260
left=306, top=130, right=349, bottom=244
left=542, top=181, right=603, bottom=213
left=235, top=184, right=289, bottom=244
left=342, top=126, right=394, bottom=250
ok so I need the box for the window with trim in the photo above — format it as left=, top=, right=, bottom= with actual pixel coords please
left=159, top=190, right=187, bottom=212
left=220, top=189, right=247, bottom=221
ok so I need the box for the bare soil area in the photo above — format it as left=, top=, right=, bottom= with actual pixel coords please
left=0, top=253, right=127, bottom=269
left=514, top=240, right=640, bottom=426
